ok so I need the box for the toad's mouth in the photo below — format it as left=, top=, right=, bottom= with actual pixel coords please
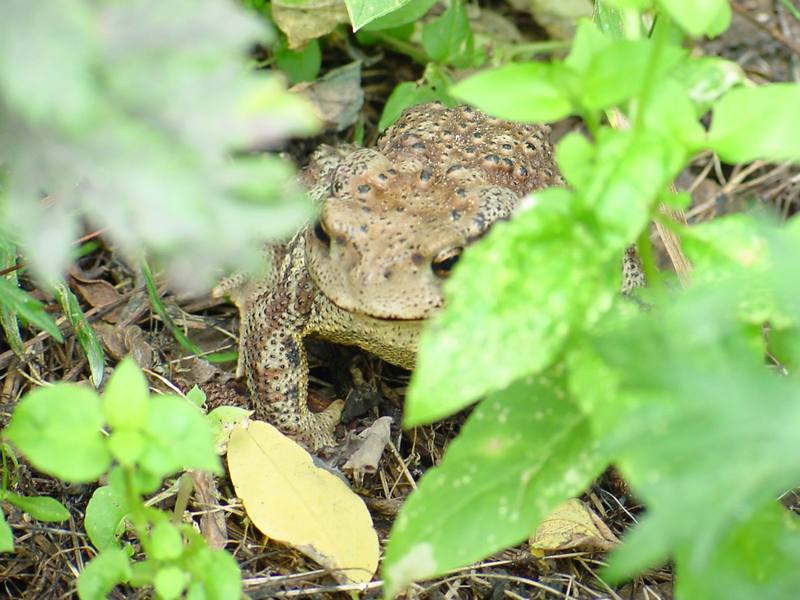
left=319, top=289, right=435, bottom=323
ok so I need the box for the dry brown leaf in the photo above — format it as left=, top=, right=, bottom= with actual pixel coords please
left=228, top=420, right=379, bottom=584
left=343, top=416, right=392, bottom=482
left=292, top=62, right=364, bottom=132
left=272, top=0, right=350, bottom=49
left=529, top=498, right=620, bottom=555
left=69, top=268, right=124, bottom=322
left=93, top=322, right=154, bottom=368
left=190, top=470, right=228, bottom=550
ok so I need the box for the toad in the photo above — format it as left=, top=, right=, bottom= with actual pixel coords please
left=220, top=103, right=641, bottom=450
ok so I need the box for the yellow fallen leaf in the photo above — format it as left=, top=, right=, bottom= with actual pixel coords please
left=227, top=420, right=379, bottom=584
left=529, top=498, right=619, bottom=556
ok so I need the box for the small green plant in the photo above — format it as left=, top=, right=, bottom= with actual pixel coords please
left=0, top=442, right=71, bottom=553
left=2, top=359, right=233, bottom=599
left=376, top=0, right=800, bottom=598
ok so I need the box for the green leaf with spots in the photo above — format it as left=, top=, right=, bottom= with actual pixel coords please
left=405, top=189, right=619, bottom=426
left=384, top=374, right=606, bottom=597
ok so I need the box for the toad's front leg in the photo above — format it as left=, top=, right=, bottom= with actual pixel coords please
left=241, top=251, right=343, bottom=451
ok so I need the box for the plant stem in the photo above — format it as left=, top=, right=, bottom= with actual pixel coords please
left=632, top=15, right=669, bottom=131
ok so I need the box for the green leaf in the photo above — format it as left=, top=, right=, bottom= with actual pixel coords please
left=54, top=283, right=105, bottom=387
left=572, top=127, right=686, bottom=243
left=384, top=375, right=605, bottom=596
left=707, top=83, right=800, bottom=163
left=185, top=541, right=243, bottom=600
left=591, top=283, right=800, bottom=581
left=5, top=385, right=111, bottom=482
left=107, top=429, right=147, bottom=467
left=675, top=502, right=800, bottom=600
left=150, top=521, right=184, bottom=561
left=563, top=20, right=611, bottom=73
left=0, top=238, right=24, bottom=357
left=421, top=0, right=474, bottom=67
left=657, top=0, right=731, bottom=37
left=85, top=485, right=130, bottom=551
left=640, top=79, right=705, bottom=151
left=139, top=395, right=221, bottom=479
left=4, top=493, right=70, bottom=522
left=405, top=189, right=619, bottom=426
left=77, top=547, right=132, bottom=600
left=0, top=278, right=62, bottom=342
left=378, top=64, right=455, bottom=131
left=580, top=40, right=685, bottom=111
left=671, top=56, right=744, bottom=108
left=185, top=385, right=207, bottom=408
left=362, top=0, right=436, bottom=31
left=154, top=565, right=187, bottom=600
left=345, top=0, right=415, bottom=30
left=1, top=0, right=316, bottom=288
left=0, top=511, right=14, bottom=552
left=450, top=62, right=574, bottom=123
left=274, top=38, right=321, bottom=85
left=102, top=358, right=150, bottom=431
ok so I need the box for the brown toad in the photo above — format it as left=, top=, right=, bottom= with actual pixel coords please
left=225, top=103, right=632, bottom=450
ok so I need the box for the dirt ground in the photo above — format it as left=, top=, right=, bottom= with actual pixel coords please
left=1, top=2, right=799, bottom=598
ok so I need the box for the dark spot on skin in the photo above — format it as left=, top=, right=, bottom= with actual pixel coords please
left=517, top=166, right=528, bottom=177
left=420, top=168, right=433, bottom=182
left=446, top=164, right=464, bottom=175
left=465, top=146, right=476, bottom=154
left=387, top=168, right=398, bottom=175
left=360, top=224, right=368, bottom=232
left=473, top=131, right=482, bottom=139
left=362, top=206, right=372, bottom=213
left=281, top=337, right=300, bottom=368
left=377, top=173, right=388, bottom=182
left=335, top=235, right=346, bottom=245
left=473, top=213, right=486, bottom=231
left=383, top=270, right=392, bottom=279
left=412, top=142, right=425, bottom=150
left=357, top=183, right=371, bottom=194
left=502, top=143, right=513, bottom=150
left=411, top=253, right=424, bottom=266
left=455, top=187, right=466, bottom=197
left=396, top=206, right=405, bottom=212
left=525, top=142, right=536, bottom=151
left=484, top=154, right=500, bottom=164
left=451, top=209, right=462, bottom=221
left=502, top=158, right=514, bottom=168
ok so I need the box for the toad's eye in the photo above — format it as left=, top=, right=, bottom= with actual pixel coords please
left=431, top=248, right=462, bottom=278
left=313, top=220, right=331, bottom=245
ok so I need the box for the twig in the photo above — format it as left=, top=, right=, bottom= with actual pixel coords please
left=731, top=1, right=800, bottom=57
